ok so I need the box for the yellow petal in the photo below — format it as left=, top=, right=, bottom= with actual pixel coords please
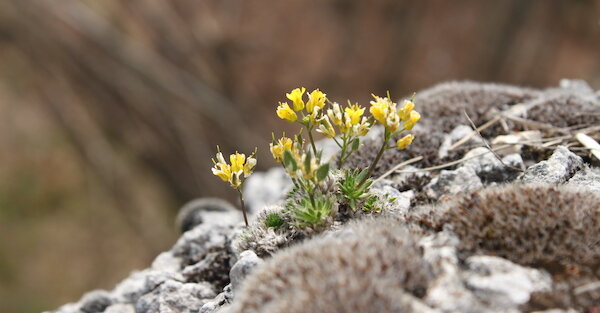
left=211, top=163, right=231, bottom=182
left=286, top=87, right=305, bottom=111
left=404, top=111, right=420, bottom=130
left=243, top=156, right=256, bottom=177
left=345, top=104, right=365, bottom=125
left=399, top=99, right=415, bottom=121
left=396, top=134, right=414, bottom=150
left=276, top=102, right=298, bottom=122
left=316, top=116, right=336, bottom=138
left=306, top=89, right=326, bottom=113
left=229, top=153, right=245, bottom=172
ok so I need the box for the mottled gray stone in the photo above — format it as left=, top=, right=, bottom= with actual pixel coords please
left=464, top=256, right=552, bottom=308
left=566, top=166, right=600, bottom=193
left=424, top=166, right=483, bottom=199
left=135, top=280, right=215, bottom=313
left=80, top=290, right=113, bottom=313
left=199, top=292, right=228, bottom=313
left=110, top=270, right=154, bottom=304
left=151, top=252, right=182, bottom=273
left=242, top=167, right=292, bottom=214
left=104, top=304, right=135, bottom=313
left=176, top=198, right=242, bottom=233
left=520, top=146, right=583, bottom=184
left=172, top=223, right=230, bottom=265
left=462, top=148, right=524, bottom=183
left=370, top=183, right=414, bottom=218
left=438, top=125, right=481, bottom=159
left=229, top=251, right=263, bottom=292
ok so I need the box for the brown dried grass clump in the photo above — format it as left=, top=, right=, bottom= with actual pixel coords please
left=421, top=184, right=600, bottom=311
left=427, top=184, right=599, bottom=275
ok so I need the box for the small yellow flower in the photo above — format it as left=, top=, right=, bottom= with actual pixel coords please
left=211, top=148, right=256, bottom=188
left=344, top=104, right=365, bottom=125
left=316, top=116, right=336, bottom=138
left=327, top=102, right=344, bottom=126
left=243, top=156, right=256, bottom=177
left=353, top=117, right=371, bottom=137
left=398, top=99, right=415, bottom=121
left=306, top=89, right=327, bottom=113
left=385, top=109, right=400, bottom=133
left=396, top=134, right=414, bottom=150
left=403, top=111, right=420, bottom=130
left=211, top=152, right=232, bottom=182
left=369, top=95, right=393, bottom=125
left=270, top=136, right=293, bottom=162
left=286, top=87, right=306, bottom=111
left=230, top=152, right=245, bottom=173
left=309, top=105, right=323, bottom=124
left=276, top=102, right=298, bottom=122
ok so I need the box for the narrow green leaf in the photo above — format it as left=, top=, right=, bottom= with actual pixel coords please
left=316, top=163, right=330, bottom=181
left=356, top=168, right=369, bottom=183
left=304, top=150, right=312, bottom=174
left=283, top=150, right=297, bottom=171
left=351, top=138, right=360, bottom=151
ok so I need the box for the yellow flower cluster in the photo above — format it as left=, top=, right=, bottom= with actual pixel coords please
left=317, top=102, right=371, bottom=138
left=276, top=87, right=327, bottom=123
left=369, top=95, right=420, bottom=133
left=269, top=135, right=293, bottom=162
left=270, top=135, right=320, bottom=179
left=211, top=147, right=257, bottom=189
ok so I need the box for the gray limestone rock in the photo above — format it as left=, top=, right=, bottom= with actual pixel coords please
left=151, top=252, right=182, bottom=273
left=242, top=167, right=291, bottom=214
left=172, top=223, right=230, bottom=265
left=462, top=148, right=525, bottom=183
left=80, top=290, right=113, bottom=313
left=176, top=198, right=242, bottom=233
left=229, top=250, right=263, bottom=292
left=135, top=280, right=215, bottom=313
left=104, top=304, right=135, bottom=313
left=464, top=256, right=552, bottom=309
left=566, top=166, right=600, bottom=193
left=438, top=125, right=481, bottom=159
left=424, top=166, right=483, bottom=199
left=520, top=146, right=584, bottom=184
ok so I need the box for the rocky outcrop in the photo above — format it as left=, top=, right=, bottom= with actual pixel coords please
left=47, top=81, right=600, bottom=313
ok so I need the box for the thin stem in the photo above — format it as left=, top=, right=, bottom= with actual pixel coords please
left=306, top=124, right=318, bottom=156
left=332, top=136, right=343, bottom=148
left=237, top=188, right=249, bottom=226
left=308, top=181, right=317, bottom=208
left=337, top=136, right=348, bottom=168
left=357, top=130, right=389, bottom=188
left=297, top=177, right=316, bottom=208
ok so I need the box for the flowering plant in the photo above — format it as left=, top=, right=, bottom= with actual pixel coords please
left=212, top=87, right=420, bottom=228
left=211, top=147, right=257, bottom=226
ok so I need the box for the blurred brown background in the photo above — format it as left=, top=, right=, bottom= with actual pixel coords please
left=0, top=1, right=598, bottom=312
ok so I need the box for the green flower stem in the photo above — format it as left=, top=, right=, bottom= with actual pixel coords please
left=332, top=136, right=343, bottom=149
left=295, top=177, right=317, bottom=208
left=306, top=124, right=318, bottom=156
left=337, top=137, right=348, bottom=168
left=357, top=130, right=389, bottom=188
left=237, top=188, right=249, bottom=226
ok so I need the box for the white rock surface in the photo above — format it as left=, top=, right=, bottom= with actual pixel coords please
left=520, top=146, right=583, bottom=184
left=229, top=250, right=263, bottom=292
left=464, top=256, right=552, bottom=308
